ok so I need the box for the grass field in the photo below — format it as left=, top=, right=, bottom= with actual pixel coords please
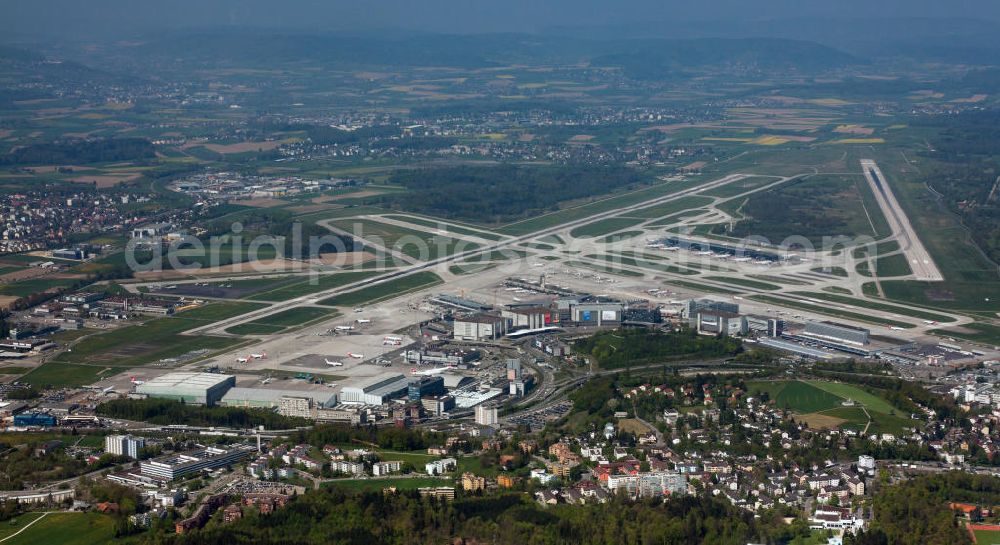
left=749, top=295, right=915, bottom=329
left=704, top=276, right=781, bottom=291
left=746, top=380, right=844, bottom=413
left=788, top=291, right=955, bottom=323
left=318, top=272, right=442, bottom=307
left=252, top=271, right=382, bottom=301
left=24, top=302, right=262, bottom=387
left=328, top=218, right=479, bottom=261
left=972, top=527, right=1000, bottom=545
left=569, top=217, right=645, bottom=238
left=3, top=512, right=114, bottom=545
left=382, top=214, right=504, bottom=241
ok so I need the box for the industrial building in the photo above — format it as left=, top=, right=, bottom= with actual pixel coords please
left=106, top=435, right=146, bottom=459
left=136, top=373, right=235, bottom=406
left=13, top=413, right=56, bottom=427
left=140, top=445, right=255, bottom=481
left=453, top=313, right=507, bottom=341
left=339, top=373, right=410, bottom=405
left=431, top=294, right=493, bottom=312
left=219, top=388, right=337, bottom=409
left=802, top=321, right=870, bottom=346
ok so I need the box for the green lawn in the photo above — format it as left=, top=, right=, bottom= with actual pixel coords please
left=569, top=217, right=645, bottom=238
left=248, top=306, right=333, bottom=327
left=973, top=528, right=1000, bottom=545
left=804, top=380, right=898, bottom=414
left=789, top=291, right=955, bottom=323
left=0, top=512, right=45, bottom=540
left=4, top=512, right=114, bottom=545
left=621, top=195, right=714, bottom=219
left=225, top=323, right=287, bottom=335
left=318, top=272, right=442, bottom=307
left=745, top=380, right=844, bottom=413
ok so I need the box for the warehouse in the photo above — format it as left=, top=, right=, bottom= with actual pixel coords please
left=219, top=387, right=337, bottom=409
left=339, top=372, right=410, bottom=405
left=136, top=373, right=235, bottom=406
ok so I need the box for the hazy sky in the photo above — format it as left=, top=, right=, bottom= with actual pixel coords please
left=3, top=0, right=1000, bottom=39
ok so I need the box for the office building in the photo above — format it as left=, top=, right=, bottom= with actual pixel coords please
left=475, top=404, right=499, bottom=427
left=106, top=435, right=146, bottom=459
left=686, top=299, right=739, bottom=326
left=140, top=445, right=255, bottom=481
left=408, top=376, right=445, bottom=401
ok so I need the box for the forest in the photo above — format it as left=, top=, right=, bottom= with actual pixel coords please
left=377, top=165, right=646, bottom=223
left=0, top=137, right=155, bottom=165
left=575, top=328, right=742, bottom=369
left=134, top=488, right=808, bottom=545
left=95, top=399, right=309, bottom=430
left=847, top=472, right=1000, bottom=545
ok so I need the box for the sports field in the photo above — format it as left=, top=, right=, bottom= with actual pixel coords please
left=746, top=380, right=915, bottom=434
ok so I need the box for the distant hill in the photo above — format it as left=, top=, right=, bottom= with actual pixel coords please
left=592, top=38, right=857, bottom=80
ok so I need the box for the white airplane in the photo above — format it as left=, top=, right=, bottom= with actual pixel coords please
left=923, top=320, right=938, bottom=325
left=347, top=352, right=365, bottom=359
left=335, top=325, right=354, bottom=332
left=236, top=356, right=249, bottom=363
left=411, top=366, right=455, bottom=376
left=102, top=386, right=115, bottom=394
left=250, top=352, right=267, bottom=359
left=325, top=359, right=344, bottom=367
left=384, top=335, right=402, bottom=342
left=356, top=319, right=371, bottom=324
left=890, top=326, right=906, bottom=331
left=129, top=376, right=144, bottom=385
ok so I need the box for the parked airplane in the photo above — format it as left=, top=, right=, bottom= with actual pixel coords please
left=129, top=376, right=145, bottom=385
left=236, top=356, right=249, bottom=363
left=347, top=352, right=365, bottom=359
left=250, top=352, right=267, bottom=359
left=356, top=319, right=372, bottom=324
left=325, top=359, right=344, bottom=367
left=890, top=326, right=906, bottom=331
left=335, top=325, right=354, bottom=331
